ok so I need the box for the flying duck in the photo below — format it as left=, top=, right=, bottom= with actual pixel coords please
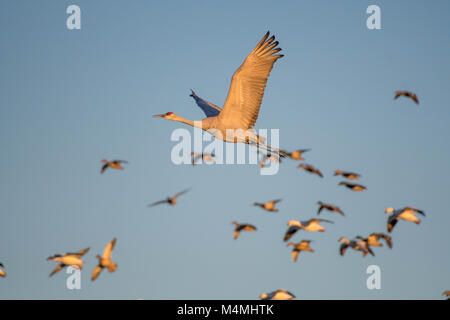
left=281, top=149, right=311, bottom=161
left=338, top=237, right=374, bottom=257
left=338, top=181, right=366, bottom=192
left=287, top=240, right=314, bottom=262
left=253, top=199, right=281, bottom=212
left=91, top=238, right=118, bottom=281
left=191, top=152, right=215, bottom=165
left=47, top=247, right=90, bottom=277
left=284, top=218, right=333, bottom=241
left=443, top=291, right=450, bottom=300
left=232, top=222, right=257, bottom=240
left=100, top=159, right=128, bottom=174
left=385, top=207, right=425, bottom=233
left=334, top=170, right=361, bottom=180
left=259, top=289, right=295, bottom=300
left=147, top=188, right=191, bottom=207
left=0, top=263, right=6, bottom=278
left=394, top=91, right=419, bottom=104
left=297, top=163, right=323, bottom=178
left=363, top=233, right=393, bottom=248
left=317, top=201, right=345, bottom=216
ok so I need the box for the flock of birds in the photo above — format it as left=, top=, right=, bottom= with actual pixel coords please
left=1, top=31, right=447, bottom=300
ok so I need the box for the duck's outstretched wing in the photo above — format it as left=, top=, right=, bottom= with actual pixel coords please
left=189, top=90, right=221, bottom=117
left=218, top=31, right=283, bottom=130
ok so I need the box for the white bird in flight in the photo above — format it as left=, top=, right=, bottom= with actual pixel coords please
left=154, top=31, right=286, bottom=156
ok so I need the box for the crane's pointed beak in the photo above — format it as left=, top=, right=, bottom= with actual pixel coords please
left=153, top=114, right=165, bottom=118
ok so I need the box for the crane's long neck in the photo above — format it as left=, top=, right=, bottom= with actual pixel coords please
left=173, top=116, right=203, bottom=129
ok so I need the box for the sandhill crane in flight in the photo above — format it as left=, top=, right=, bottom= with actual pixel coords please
left=287, top=240, right=314, bottom=262
left=147, top=188, right=191, bottom=207
left=394, top=91, right=419, bottom=104
left=191, top=152, right=215, bottom=166
left=385, top=207, right=425, bottom=233
left=231, top=221, right=257, bottom=240
left=47, top=247, right=90, bottom=277
left=0, top=263, right=6, bottom=278
left=334, top=170, right=361, bottom=180
left=253, top=199, right=281, bottom=212
left=338, top=237, right=374, bottom=257
left=317, top=201, right=345, bottom=216
left=101, top=159, right=128, bottom=174
left=283, top=219, right=333, bottom=241
left=153, top=32, right=286, bottom=157
left=338, top=181, right=366, bottom=192
left=260, top=289, right=295, bottom=300
left=297, top=164, right=323, bottom=178
left=91, top=238, right=118, bottom=281
left=281, top=149, right=311, bottom=161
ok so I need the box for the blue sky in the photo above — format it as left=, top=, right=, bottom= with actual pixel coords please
left=0, top=0, right=449, bottom=299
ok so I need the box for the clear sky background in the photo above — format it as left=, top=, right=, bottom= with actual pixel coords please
left=1, top=0, right=449, bottom=299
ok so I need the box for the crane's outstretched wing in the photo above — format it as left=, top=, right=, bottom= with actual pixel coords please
left=190, top=90, right=221, bottom=117
left=218, top=31, right=284, bottom=130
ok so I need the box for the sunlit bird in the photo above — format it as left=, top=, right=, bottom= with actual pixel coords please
left=0, top=263, right=6, bottom=278
left=361, top=233, right=393, bottom=249
left=47, top=247, right=90, bottom=277
left=338, top=237, right=374, bottom=257
left=153, top=31, right=286, bottom=156
left=101, top=159, right=128, bottom=174
left=147, top=188, right=191, bottom=207
left=385, top=207, right=425, bottom=233
left=259, top=289, right=295, bottom=300
left=338, top=181, right=366, bottom=192
left=91, top=238, right=118, bottom=281
left=231, top=221, right=257, bottom=240
left=297, top=163, right=323, bottom=178
left=284, top=218, right=333, bottom=241
left=394, top=91, right=419, bottom=104
left=191, top=152, right=215, bottom=165
left=282, top=149, right=311, bottom=161
left=253, top=199, right=281, bottom=212
left=334, top=170, right=361, bottom=180
left=443, top=291, right=450, bottom=300
left=287, top=240, right=314, bottom=262
left=317, top=201, right=345, bottom=216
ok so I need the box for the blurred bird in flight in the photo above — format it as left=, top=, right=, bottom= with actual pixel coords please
left=284, top=218, right=334, bottom=241
left=316, top=201, right=345, bottom=216
left=231, top=222, right=257, bottom=240
left=47, top=247, right=90, bottom=277
left=338, top=181, right=366, bottom=192
left=191, top=152, right=215, bottom=166
left=0, top=263, right=6, bottom=278
left=338, top=237, right=374, bottom=257
left=147, top=188, right=191, bottom=207
left=100, top=159, right=128, bottom=174
left=394, top=90, right=419, bottom=104
left=297, top=163, right=323, bottom=178
left=385, top=207, right=425, bottom=233
left=334, top=170, right=361, bottom=180
left=287, top=240, right=314, bottom=262
left=91, top=238, right=118, bottom=281
left=259, top=289, right=295, bottom=300
left=282, top=149, right=311, bottom=161
left=253, top=199, right=281, bottom=212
